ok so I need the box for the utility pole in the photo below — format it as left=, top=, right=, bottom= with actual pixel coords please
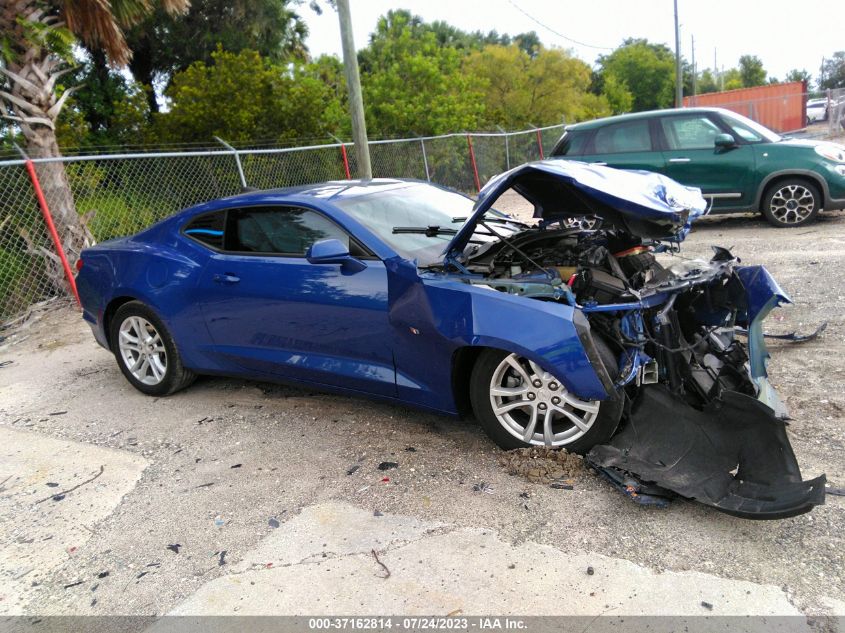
left=336, top=0, right=371, bottom=179
left=673, top=0, right=683, bottom=108
left=691, top=35, right=696, bottom=104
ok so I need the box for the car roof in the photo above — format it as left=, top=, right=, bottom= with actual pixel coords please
left=214, top=178, right=424, bottom=206
left=564, top=107, right=735, bottom=132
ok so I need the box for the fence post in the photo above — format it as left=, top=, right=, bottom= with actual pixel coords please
left=535, top=128, right=545, bottom=160
left=15, top=146, right=81, bottom=306
left=496, top=126, right=510, bottom=171
left=329, top=134, right=352, bottom=179
left=466, top=134, right=481, bottom=193
left=420, top=138, right=431, bottom=182
left=214, top=136, right=248, bottom=189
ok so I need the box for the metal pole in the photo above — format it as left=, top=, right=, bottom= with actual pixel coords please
left=214, top=136, right=247, bottom=189
left=496, top=126, right=510, bottom=171
left=14, top=144, right=81, bottom=306
left=329, top=134, right=351, bottom=180
left=336, top=0, right=372, bottom=179
left=467, top=134, right=481, bottom=193
left=420, top=138, right=430, bottom=182
left=691, top=35, right=696, bottom=105
left=674, top=0, right=683, bottom=108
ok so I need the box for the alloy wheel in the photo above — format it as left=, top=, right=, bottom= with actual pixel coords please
left=489, top=353, right=600, bottom=447
left=118, top=316, right=168, bottom=385
left=769, top=184, right=816, bottom=225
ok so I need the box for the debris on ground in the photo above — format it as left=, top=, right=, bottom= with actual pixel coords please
left=346, top=464, right=360, bottom=476
left=473, top=482, right=494, bottom=494
left=550, top=482, right=574, bottom=490
left=404, top=447, right=417, bottom=452
left=218, top=550, right=227, bottom=566
left=166, top=544, right=181, bottom=554
left=377, top=462, right=399, bottom=471
left=587, top=566, right=595, bottom=576
left=373, top=510, right=383, bottom=517
left=35, top=465, right=105, bottom=504
left=701, top=601, right=714, bottom=610
left=499, top=447, right=585, bottom=484
left=371, top=549, right=390, bottom=579
left=826, top=487, right=845, bottom=497
left=268, top=517, right=280, bottom=528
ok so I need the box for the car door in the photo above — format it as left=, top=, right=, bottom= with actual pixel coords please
left=577, top=118, right=665, bottom=171
left=657, top=112, right=756, bottom=210
left=190, top=205, right=396, bottom=397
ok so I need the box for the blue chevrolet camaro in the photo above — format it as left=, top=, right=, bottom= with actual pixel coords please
left=76, top=159, right=826, bottom=518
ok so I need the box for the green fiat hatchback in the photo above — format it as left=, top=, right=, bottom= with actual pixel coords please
left=551, top=107, right=845, bottom=227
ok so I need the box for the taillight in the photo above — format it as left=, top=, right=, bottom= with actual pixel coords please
left=75, top=258, right=84, bottom=272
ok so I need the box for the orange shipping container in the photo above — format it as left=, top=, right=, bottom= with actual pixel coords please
left=684, top=82, right=805, bottom=133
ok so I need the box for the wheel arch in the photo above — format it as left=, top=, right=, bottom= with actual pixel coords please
left=103, top=295, right=144, bottom=348
left=755, top=170, right=829, bottom=210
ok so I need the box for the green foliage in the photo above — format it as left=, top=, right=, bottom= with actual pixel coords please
left=696, top=69, right=720, bottom=94
left=722, top=68, right=743, bottom=91
left=124, top=0, right=308, bottom=112
left=738, top=55, right=766, bottom=87
left=358, top=10, right=485, bottom=136
left=819, top=52, right=845, bottom=90
left=465, top=44, right=610, bottom=127
left=785, top=69, right=811, bottom=85
left=595, top=38, right=676, bottom=111
left=155, top=48, right=345, bottom=143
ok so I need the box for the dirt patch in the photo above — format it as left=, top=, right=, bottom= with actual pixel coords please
left=499, top=447, right=586, bottom=484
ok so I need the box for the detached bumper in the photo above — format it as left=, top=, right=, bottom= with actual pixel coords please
left=588, top=386, right=826, bottom=519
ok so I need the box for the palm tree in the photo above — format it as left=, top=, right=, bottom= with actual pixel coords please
left=0, top=0, right=188, bottom=282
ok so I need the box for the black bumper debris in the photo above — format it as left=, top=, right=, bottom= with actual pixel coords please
left=588, top=385, right=826, bottom=519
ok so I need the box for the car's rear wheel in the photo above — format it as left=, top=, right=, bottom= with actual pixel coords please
left=110, top=301, right=196, bottom=396
left=470, top=348, right=622, bottom=453
left=761, top=179, right=821, bottom=227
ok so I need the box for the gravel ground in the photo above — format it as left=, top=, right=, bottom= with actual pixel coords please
left=0, top=207, right=843, bottom=619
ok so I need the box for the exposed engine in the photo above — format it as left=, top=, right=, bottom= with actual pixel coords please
left=460, top=224, right=760, bottom=412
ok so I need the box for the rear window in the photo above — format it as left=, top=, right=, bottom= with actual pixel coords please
left=552, top=131, right=588, bottom=156
left=591, top=120, right=652, bottom=154
left=183, top=211, right=225, bottom=249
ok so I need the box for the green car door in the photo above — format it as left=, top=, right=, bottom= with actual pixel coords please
left=577, top=118, right=665, bottom=171
left=657, top=112, right=756, bottom=210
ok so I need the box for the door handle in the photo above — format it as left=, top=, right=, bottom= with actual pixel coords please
left=213, top=273, right=240, bottom=285
left=669, top=157, right=691, bottom=163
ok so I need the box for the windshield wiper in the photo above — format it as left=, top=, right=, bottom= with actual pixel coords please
left=392, top=225, right=458, bottom=237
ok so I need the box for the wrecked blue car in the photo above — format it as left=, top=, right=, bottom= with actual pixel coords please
left=76, top=159, right=826, bottom=519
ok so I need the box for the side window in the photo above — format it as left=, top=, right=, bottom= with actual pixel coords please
left=591, top=120, right=652, bottom=154
left=227, top=207, right=366, bottom=257
left=183, top=210, right=225, bottom=249
left=661, top=115, right=722, bottom=150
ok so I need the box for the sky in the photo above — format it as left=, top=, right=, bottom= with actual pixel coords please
left=301, top=0, right=842, bottom=84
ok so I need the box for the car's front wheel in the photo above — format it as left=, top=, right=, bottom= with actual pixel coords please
left=469, top=349, right=622, bottom=453
left=110, top=301, right=196, bottom=396
left=761, top=179, right=821, bottom=227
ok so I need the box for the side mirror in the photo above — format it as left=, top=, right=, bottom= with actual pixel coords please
left=306, top=238, right=366, bottom=273
left=714, top=133, right=737, bottom=149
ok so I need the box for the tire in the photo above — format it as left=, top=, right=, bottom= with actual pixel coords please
left=761, top=178, right=822, bottom=228
left=109, top=301, right=196, bottom=396
left=469, top=346, right=623, bottom=453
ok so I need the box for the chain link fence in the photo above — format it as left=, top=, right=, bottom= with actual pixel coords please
left=0, top=125, right=564, bottom=323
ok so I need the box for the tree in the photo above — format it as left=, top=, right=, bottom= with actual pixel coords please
left=595, top=39, right=676, bottom=111
left=819, top=52, right=845, bottom=90
left=785, top=68, right=811, bottom=85
left=738, top=55, right=766, bottom=87
left=155, top=48, right=346, bottom=144
left=465, top=44, right=610, bottom=127
left=358, top=11, right=485, bottom=135
left=0, top=0, right=188, bottom=280
left=125, top=0, right=308, bottom=114
left=697, top=69, right=719, bottom=94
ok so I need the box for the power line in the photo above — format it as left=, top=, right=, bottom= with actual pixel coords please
left=506, top=0, right=615, bottom=51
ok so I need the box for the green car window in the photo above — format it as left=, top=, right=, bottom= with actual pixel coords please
left=661, top=115, right=722, bottom=150
left=592, top=120, right=652, bottom=154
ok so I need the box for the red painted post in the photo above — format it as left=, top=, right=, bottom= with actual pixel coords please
left=536, top=128, right=545, bottom=160
left=22, top=160, right=81, bottom=306
left=467, top=134, right=481, bottom=193
left=339, top=143, right=351, bottom=180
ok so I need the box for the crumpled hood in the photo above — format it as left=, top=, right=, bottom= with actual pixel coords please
left=445, top=159, right=708, bottom=260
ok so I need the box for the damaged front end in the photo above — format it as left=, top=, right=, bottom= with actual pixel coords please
left=440, top=160, right=826, bottom=519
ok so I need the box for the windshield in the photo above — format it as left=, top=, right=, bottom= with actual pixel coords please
left=719, top=110, right=781, bottom=143
left=333, top=184, right=475, bottom=265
